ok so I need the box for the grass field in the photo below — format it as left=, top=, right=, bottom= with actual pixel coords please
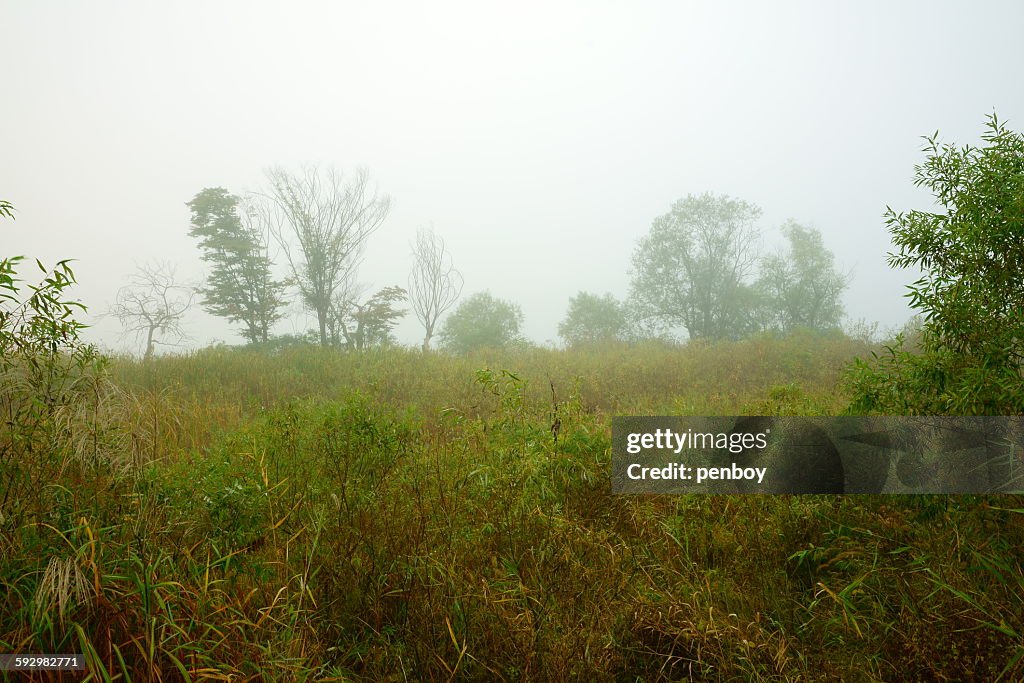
left=2, top=332, right=1023, bottom=681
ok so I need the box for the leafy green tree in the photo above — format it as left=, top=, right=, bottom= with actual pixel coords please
left=330, top=285, right=407, bottom=350
left=187, top=187, right=286, bottom=344
left=558, top=291, right=628, bottom=346
left=2, top=203, right=109, bottom=522
left=2, top=256, right=102, bottom=522
left=756, top=221, right=848, bottom=332
left=1, top=203, right=87, bottom=359
left=846, top=114, right=1024, bottom=415
left=439, top=291, right=523, bottom=354
left=630, top=192, right=762, bottom=341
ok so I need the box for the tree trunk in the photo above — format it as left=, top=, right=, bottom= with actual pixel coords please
left=317, top=308, right=328, bottom=347
left=145, top=325, right=156, bottom=361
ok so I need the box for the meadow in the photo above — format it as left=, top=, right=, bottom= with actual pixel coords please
left=2, top=332, right=1023, bottom=681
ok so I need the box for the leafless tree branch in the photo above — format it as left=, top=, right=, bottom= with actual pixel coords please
left=408, top=226, right=464, bottom=351
left=262, top=165, right=390, bottom=346
left=109, top=262, right=194, bottom=360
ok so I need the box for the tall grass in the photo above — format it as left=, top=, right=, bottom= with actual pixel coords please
left=2, top=332, right=1022, bottom=680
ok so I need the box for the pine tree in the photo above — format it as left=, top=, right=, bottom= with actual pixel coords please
left=187, top=187, right=286, bottom=344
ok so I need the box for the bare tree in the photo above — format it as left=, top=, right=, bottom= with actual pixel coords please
left=264, top=165, right=391, bottom=347
left=110, top=262, right=194, bottom=360
left=408, top=226, right=464, bottom=351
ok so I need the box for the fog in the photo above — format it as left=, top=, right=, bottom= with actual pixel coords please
left=4, top=1, right=1023, bottom=352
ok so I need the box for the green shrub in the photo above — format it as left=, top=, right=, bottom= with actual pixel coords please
left=847, top=114, right=1024, bottom=415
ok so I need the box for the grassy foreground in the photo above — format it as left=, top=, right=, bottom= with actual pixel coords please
left=2, top=332, right=1023, bottom=681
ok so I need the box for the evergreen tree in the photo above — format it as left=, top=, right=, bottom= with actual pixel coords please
left=187, top=187, right=286, bottom=344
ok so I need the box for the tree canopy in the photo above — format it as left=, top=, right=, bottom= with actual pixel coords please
left=630, top=194, right=849, bottom=342
left=331, top=285, right=407, bottom=351
left=439, top=291, right=523, bottom=354
left=558, top=292, right=628, bottom=347
left=629, top=192, right=762, bottom=341
left=187, top=187, right=286, bottom=344
left=264, top=166, right=390, bottom=347
left=846, top=114, right=1024, bottom=414
left=756, top=221, right=848, bottom=333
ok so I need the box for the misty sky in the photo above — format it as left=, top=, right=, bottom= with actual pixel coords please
left=4, top=1, right=1023, bottom=352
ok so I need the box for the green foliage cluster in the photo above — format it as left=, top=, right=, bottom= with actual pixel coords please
left=329, top=285, right=407, bottom=350
left=0, top=255, right=116, bottom=525
left=187, top=187, right=286, bottom=344
left=631, top=192, right=763, bottom=340
left=1, top=256, right=87, bottom=356
left=439, top=291, right=524, bottom=354
left=847, top=115, right=1024, bottom=414
left=558, top=291, right=628, bottom=347
left=629, top=193, right=848, bottom=341
left=756, top=220, right=848, bottom=333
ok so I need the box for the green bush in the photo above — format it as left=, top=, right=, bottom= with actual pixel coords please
left=847, top=114, right=1024, bottom=415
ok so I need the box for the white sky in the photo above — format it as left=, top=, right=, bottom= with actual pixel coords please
left=4, top=1, right=1023, bottom=352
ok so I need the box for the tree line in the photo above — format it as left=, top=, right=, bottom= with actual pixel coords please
left=6, top=112, right=1023, bottom=411
left=113, top=167, right=463, bottom=357
left=109, top=109, right=1020, bottom=402
left=561, top=193, right=849, bottom=347
left=110, top=168, right=851, bottom=355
